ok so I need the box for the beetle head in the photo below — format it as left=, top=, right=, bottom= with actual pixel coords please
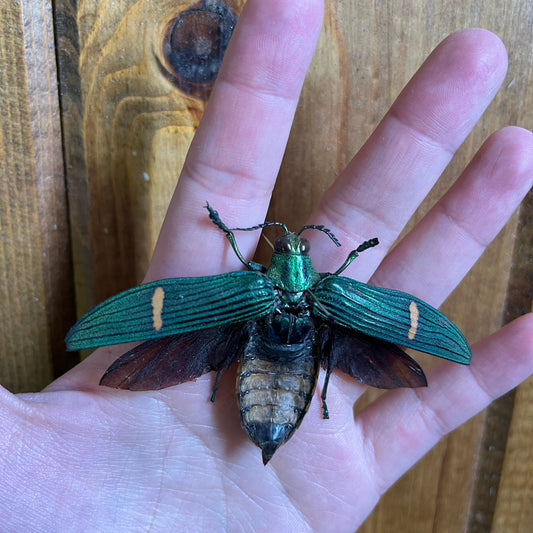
left=274, top=233, right=310, bottom=255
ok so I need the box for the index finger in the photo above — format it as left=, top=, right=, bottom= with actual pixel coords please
left=147, top=0, right=324, bottom=281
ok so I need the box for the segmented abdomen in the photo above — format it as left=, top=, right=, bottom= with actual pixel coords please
left=237, top=316, right=319, bottom=464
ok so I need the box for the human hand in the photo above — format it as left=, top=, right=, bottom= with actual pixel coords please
left=2, top=1, right=532, bottom=531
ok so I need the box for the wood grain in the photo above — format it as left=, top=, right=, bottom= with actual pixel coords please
left=53, top=0, right=94, bottom=318
left=491, top=378, right=533, bottom=533
left=72, top=0, right=245, bottom=304
left=489, top=188, right=533, bottom=533
left=0, top=0, right=74, bottom=390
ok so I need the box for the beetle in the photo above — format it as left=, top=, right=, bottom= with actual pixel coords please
left=66, top=205, right=471, bottom=464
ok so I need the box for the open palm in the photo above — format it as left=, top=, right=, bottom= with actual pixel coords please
left=2, top=1, right=532, bottom=531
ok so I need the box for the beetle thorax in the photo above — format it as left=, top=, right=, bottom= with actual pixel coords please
left=265, top=233, right=321, bottom=292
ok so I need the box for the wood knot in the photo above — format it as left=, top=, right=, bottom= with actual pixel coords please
left=161, top=0, right=237, bottom=99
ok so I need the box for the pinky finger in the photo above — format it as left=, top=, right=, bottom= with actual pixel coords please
left=358, top=312, right=533, bottom=494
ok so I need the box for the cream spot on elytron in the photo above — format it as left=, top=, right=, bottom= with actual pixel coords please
left=408, top=301, right=419, bottom=340
left=152, top=287, right=165, bottom=331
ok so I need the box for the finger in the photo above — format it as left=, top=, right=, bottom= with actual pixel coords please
left=373, top=126, right=533, bottom=306
left=147, top=0, right=324, bottom=280
left=56, top=2, right=324, bottom=390
left=308, top=29, right=508, bottom=277
left=357, top=313, right=533, bottom=494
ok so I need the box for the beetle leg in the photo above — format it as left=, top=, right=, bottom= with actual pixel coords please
left=210, top=369, right=223, bottom=402
left=321, top=369, right=332, bottom=419
left=206, top=204, right=266, bottom=271
left=332, top=238, right=379, bottom=276
left=317, top=324, right=334, bottom=419
left=224, top=231, right=264, bottom=271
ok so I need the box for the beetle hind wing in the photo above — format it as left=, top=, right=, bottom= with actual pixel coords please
left=100, top=322, right=247, bottom=390
left=320, top=324, right=427, bottom=389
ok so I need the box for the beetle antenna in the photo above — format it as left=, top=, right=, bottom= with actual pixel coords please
left=332, top=238, right=379, bottom=276
left=229, top=221, right=290, bottom=233
left=205, top=203, right=263, bottom=271
left=297, top=225, right=341, bottom=247
left=206, top=204, right=289, bottom=234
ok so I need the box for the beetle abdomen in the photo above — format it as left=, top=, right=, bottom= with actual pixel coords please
left=237, top=314, right=319, bottom=464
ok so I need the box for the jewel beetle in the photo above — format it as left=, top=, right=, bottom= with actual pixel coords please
left=66, top=205, right=471, bottom=464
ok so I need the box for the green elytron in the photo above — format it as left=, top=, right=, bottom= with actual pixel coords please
left=66, top=205, right=471, bottom=464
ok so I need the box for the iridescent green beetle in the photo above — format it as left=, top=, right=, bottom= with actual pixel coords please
left=66, top=205, right=471, bottom=464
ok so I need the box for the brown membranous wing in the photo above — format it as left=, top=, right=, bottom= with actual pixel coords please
left=320, top=323, right=427, bottom=389
left=100, top=322, right=247, bottom=390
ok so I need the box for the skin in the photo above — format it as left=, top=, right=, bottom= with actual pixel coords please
left=1, top=1, right=532, bottom=531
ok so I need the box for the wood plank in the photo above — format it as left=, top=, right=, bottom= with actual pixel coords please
left=0, top=0, right=73, bottom=390
left=489, top=188, right=533, bottom=532
left=53, top=0, right=95, bottom=318
left=491, top=378, right=533, bottom=533
left=20, top=0, right=77, bottom=378
left=466, top=391, right=516, bottom=532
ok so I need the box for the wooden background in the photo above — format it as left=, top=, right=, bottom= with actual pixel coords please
left=0, top=0, right=531, bottom=530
